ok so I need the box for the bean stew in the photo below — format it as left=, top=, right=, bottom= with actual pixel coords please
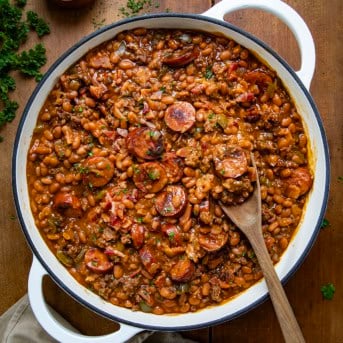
left=27, top=28, right=313, bottom=314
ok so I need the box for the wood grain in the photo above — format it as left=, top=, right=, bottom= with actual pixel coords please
left=0, top=0, right=342, bottom=342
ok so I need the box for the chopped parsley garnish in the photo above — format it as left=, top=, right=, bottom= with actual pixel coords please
left=16, top=0, right=27, bottom=7
left=248, top=251, right=255, bottom=259
left=133, top=165, right=140, bottom=174
left=148, top=170, right=159, bottom=180
left=9, top=214, right=16, bottom=220
left=0, top=1, right=49, bottom=137
left=321, top=218, right=330, bottom=229
left=321, top=283, right=335, bottom=300
left=168, top=231, right=175, bottom=240
left=75, top=164, right=89, bottom=174
left=148, top=130, right=155, bottom=137
left=160, top=86, right=166, bottom=93
left=204, top=66, right=214, bottom=79
left=26, top=11, right=50, bottom=37
left=165, top=206, right=173, bottom=213
left=137, top=217, right=143, bottom=223
left=91, top=17, right=106, bottom=30
left=338, top=176, right=343, bottom=182
left=220, top=169, right=225, bottom=175
left=120, top=0, right=150, bottom=17
left=208, top=113, right=215, bottom=120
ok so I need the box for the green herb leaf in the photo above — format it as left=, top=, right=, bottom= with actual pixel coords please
left=321, top=218, right=330, bottom=229
left=0, top=2, right=49, bottom=131
left=338, top=176, right=343, bottom=182
left=148, top=170, right=159, bottom=180
left=26, top=11, right=50, bottom=37
left=17, top=43, right=47, bottom=81
left=321, top=283, right=335, bottom=300
left=15, top=0, right=27, bottom=7
left=204, top=66, right=214, bottom=79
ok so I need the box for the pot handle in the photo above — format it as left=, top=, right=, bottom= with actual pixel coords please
left=202, top=0, right=315, bottom=90
left=28, top=257, right=144, bottom=343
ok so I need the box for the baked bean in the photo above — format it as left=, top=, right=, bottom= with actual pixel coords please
left=220, top=50, right=231, bottom=60
left=33, top=180, right=44, bottom=192
left=119, top=59, right=135, bottom=69
left=43, top=130, right=54, bottom=141
left=49, top=183, right=60, bottom=194
left=41, top=177, right=52, bottom=185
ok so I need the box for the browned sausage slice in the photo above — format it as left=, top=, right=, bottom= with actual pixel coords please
left=133, top=162, right=168, bottom=193
left=53, top=192, right=81, bottom=217
left=244, top=70, right=273, bottom=85
left=170, top=258, right=195, bottom=282
left=162, top=152, right=183, bottom=183
left=139, top=246, right=160, bottom=275
left=213, top=145, right=248, bottom=178
left=285, top=167, right=313, bottom=199
left=85, top=248, right=113, bottom=273
left=155, top=185, right=187, bottom=217
left=126, top=127, right=164, bottom=160
left=165, top=102, right=196, bottom=133
left=198, top=231, right=228, bottom=252
left=82, top=156, right=115, bottom=187
left=161, top=223, right=183, bottom=246
left=131, top=224, right=145, bottom=249
left=162, top=48, right=199, bottom=67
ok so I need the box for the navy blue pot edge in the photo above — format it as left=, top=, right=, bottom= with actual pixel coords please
left=12, top=12, right=330, bottom=332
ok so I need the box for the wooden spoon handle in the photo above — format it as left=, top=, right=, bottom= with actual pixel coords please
left=250, top=234, right=305, bottom=343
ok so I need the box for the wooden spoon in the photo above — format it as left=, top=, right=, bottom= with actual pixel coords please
left=219, top=155, right=305, bottom=343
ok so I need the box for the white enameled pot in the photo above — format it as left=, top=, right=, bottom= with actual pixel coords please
left=13, top=0, right=330, bottom=342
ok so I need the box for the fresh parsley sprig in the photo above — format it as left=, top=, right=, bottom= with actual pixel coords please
left=0, top=0, right=49, bottom=138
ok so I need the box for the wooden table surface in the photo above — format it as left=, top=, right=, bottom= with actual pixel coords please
left=0, top=0, right=342, bottom=342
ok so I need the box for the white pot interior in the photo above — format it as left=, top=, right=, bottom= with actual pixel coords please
left=14, top=15, right=328, bottom=330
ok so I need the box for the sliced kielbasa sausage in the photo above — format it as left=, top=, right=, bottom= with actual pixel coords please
left=155, top=185, right=187, bottom=217
left=126, top=127, right=164, bottom=160
left=85, top=248, right=113, bottom=273
left=161, top=223, right=183, bottom=246
left=285, top=167, right=313, bottom=199
left=162, top=48, right=199, bottom=68
left=162, top=152, right=183, bottom=183
left=165, top=102, right=196, bottom=133
left=82, top=156, right=114, bottom=187
left=213, top=145, right=248, bottom=178
left=198, top=231, right=229, bottom=252
left=133, top=162, right=168, bottom=193
left=244, top=69, right=273, bottom=86
left=53, top=192, right=81, bottom=217
left=170, top=258, right=195, bottom=282
left=131, top=224, right=145, bottom=249
left=139, top=246, right=160, bottom=275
